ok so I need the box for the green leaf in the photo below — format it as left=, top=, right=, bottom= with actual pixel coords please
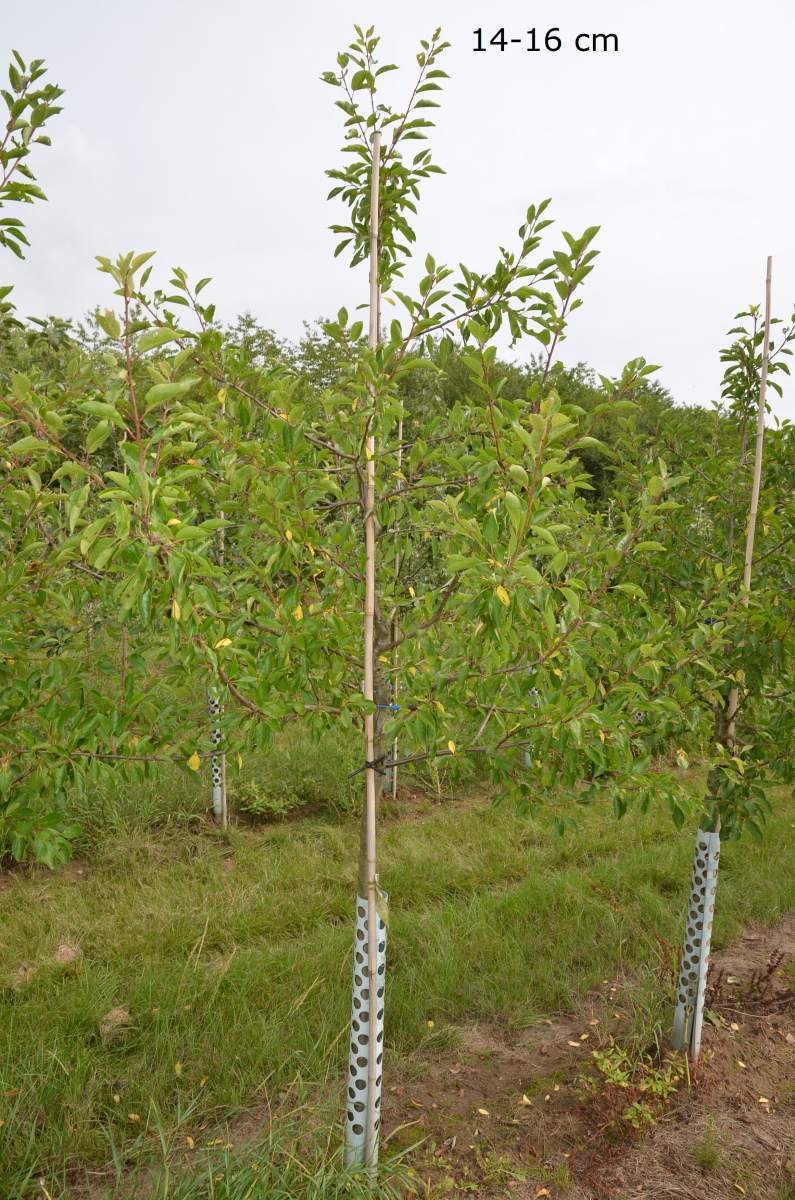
left=96, top=309, right=121, bottom=340
left=8, top=435, right=43, bottom=456
left=144, top=378, right=199, bottom=407
left=138, top=327, right=189, bottom=352
left=86, top=421, right=112, bottom=453
left=504, top=491, right=522, bottom=532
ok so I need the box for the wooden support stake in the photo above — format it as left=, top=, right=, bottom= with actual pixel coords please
left=363, top=130, right=382, bottom=1174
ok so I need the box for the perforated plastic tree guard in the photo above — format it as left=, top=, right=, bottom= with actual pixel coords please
left=523, top=687, right=539, bottom=769
left=672, top=828, right=720, bottom=1059
left=207, top=689, right=224, bottom=818
left=344, top=895, right=387, bottom=1168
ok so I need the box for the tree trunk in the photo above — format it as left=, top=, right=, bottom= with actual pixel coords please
left=345, top=131, right=386, bottom=1178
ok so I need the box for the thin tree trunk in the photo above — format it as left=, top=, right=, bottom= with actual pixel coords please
left=345, top=132, right=386, bottom=1178
left=726, top=255, right=772, bottom=746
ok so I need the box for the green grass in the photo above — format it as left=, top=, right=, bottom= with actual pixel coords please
left=1, top=774, right=793, bottom=1197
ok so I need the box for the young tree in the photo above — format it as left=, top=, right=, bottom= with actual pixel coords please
left=662, top=264, right=795, bottom=1059
left=0, top=50, right=63, bottom=325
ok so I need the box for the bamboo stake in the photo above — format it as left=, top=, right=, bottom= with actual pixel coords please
left=726, top=255, right=772, bottom=742
left=210, top=389, right=228, bottom=828
left=390, top=417, right=403, bottom=801
left=120, top=624, right=128, bottom=693
left=363, top=130, right=382, bottom=1174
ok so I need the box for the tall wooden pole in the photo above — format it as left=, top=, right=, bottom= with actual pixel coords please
left=390, top=418, right=403, bottom=801
left=363, top=130, right=382, bottom=1175
left=209, top=389, right=228, bottom=828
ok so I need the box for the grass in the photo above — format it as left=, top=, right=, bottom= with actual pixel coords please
left=691, top=1115, right=721, bottom=1171
left=0, top=771, right=793, bottom=1197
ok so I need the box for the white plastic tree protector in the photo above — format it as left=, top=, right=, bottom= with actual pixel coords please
left=672, top=828, right=720, bottom=1059
left=207, top=689, right=224, bottom=818
left=344, top=895, right=387, bottom=1168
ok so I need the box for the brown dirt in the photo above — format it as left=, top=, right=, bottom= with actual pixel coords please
left=383, top=917, right=795, bottom=1198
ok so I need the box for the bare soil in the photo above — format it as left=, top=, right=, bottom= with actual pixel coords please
left=384, top=916, right=795, bottom=1198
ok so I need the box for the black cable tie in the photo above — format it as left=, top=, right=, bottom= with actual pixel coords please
left=349, top=755, right=388, bottom=779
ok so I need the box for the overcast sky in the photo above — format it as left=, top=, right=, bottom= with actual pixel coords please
left=5, top=1, right=795, bottom=419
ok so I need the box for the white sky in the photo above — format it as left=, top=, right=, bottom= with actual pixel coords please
left=5, top=0, right=795, bottom=419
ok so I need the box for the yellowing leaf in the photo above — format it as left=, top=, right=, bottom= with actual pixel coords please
left=293, top=605, right=303, bottom=622
left=408, top=666, right=417, bottom=677
left=553, top=668, right=563, bottom=678
left=186, top=1135, right=195, bottom=1149
left=174, top=1061, right=183, bottom=1076
left=598, top=729, right=605, bottom=743
left=236, top=753, right=243, bottom=770
left=408, top=586, right=416, bottom=598
left=213, top=637, right=232, bottom=649
left=447, top=741, right=456, bottom=755
left=521, top=1094, right=531, bottom=1106
left=172, top=597, right=181, bottom=621
left=217, top=387, right=227, bottom=406
left=285, top=529, right=293, bottom=541
left=167, top=517, right=181, bottom=527
left=187, top=752, right=201, bottom=771
left=495, top=585, right=510, bottom=607
left=477, top=1107, right=490, bottom=1117
left=128, top=1113, right=141, bottom=1123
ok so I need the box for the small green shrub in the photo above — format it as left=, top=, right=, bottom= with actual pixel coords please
left=692, top=1115, right=721, bottom=1171
left=578, top=1039, right=684, bottom=1137
left=231, top=725, right=360, bottom=820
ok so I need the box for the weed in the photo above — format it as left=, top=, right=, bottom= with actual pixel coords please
left=692, top=1114, right=721, bottom=1171
left=578, top=1038, right=684, bottom=1137
left=229, top=727, right=359, bottom=821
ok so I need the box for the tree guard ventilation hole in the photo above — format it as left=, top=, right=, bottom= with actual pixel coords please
left=344, top=896, right=387, bottom=1166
